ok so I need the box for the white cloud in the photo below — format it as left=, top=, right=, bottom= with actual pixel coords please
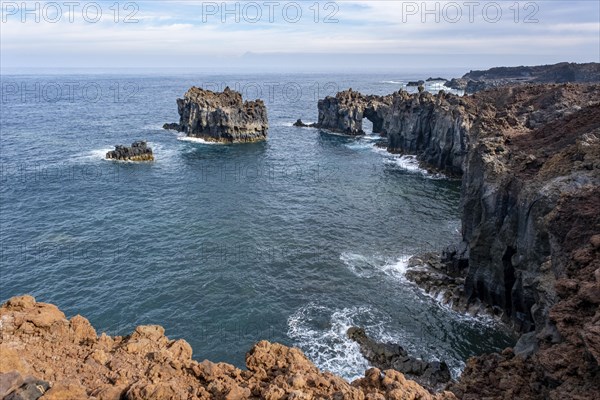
left=1, top=0, right=598, bottom=68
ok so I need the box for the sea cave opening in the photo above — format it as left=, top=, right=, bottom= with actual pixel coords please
left=362, top=117, right=374, bottom=135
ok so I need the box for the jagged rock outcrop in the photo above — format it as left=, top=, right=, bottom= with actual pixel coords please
left=0, top=295, right=457, bottom=400
left=106, top=141, right=154, bottom=161
left=445, top=62, right=600, bottom=94
left=164, top=87, right=268, bottom=143
left=347, top=327, right=451, bottom=393
left=316, top=89, right=472, bottom=176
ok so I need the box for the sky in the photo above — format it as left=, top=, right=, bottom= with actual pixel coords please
left=1, top=0, right=599, bottom=72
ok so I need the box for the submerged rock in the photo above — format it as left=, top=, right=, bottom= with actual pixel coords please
left=162, top=122, right=181, bottom=131
left=292, top=119, right=317, bottom=128
left=106, top=141, right=154, bottom=161
left=166, top=86, right=268, bottom=143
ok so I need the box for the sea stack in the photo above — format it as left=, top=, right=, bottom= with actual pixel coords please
left=164, top=86, right=268, bottom=143
left=106, top=141, right=154, bottom=161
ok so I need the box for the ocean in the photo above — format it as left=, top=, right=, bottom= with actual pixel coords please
left=0, top=72, right=514, bottom=380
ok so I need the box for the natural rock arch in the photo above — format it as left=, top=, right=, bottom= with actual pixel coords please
left=315, top=89, right=472, bottom=176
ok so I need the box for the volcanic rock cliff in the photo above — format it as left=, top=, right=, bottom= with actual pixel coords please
left=0, top=296, right=455, bottom=400
left=317, top=83, right=600, bottom=399
left=316, top=90, right=471, bottom=176
left=164, top=87, right=268, bottom=143
left=447, top=84, right=600, bottom=399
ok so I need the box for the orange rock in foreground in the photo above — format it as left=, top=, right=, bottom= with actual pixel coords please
left=0, top=295, right=456, bottom=400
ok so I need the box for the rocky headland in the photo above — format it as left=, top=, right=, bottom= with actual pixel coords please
left=106, top=142, right=154, bottom=162
left=444, top=62, right=600, bottom=94
left=0, top=295, right=456, bottom=400
left=163, top=87, right=268, bottom=143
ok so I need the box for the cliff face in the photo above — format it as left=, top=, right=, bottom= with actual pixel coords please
left=451, top=85, right=600, bottom=398
left=0, top=296, right=456, bottom=400
left=459, top=84, right=599, bottom=332
left=166, top=87, right=268, bottom=143
left=317, top=90, right=472, bottom=176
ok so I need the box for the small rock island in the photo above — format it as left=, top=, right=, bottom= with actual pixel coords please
left=106, top=141, right=154, bottom=161
left=164, top=86, right=268, bottom=143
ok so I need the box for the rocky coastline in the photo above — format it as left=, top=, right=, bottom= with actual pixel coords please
left=308, top=82, right=600, bottom=398
left=0, top=296, right=456, bottom=400
left=3, top=80, right=599, bottom=399
left=163, top=87, right=268, bottom=144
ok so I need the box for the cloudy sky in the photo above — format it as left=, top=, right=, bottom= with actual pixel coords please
left=1, top=0, right=599, bottom=71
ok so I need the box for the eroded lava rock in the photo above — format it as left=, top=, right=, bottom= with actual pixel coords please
left=106, top=141, right=154, bottom=161
left=165, top=86, right=268, bottom=143
left=315, top=89, right=471, bottom=176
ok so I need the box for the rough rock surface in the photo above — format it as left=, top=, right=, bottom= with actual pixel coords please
left=347, top=328, right=451, bottom=393
left=106, top=141, right=154, bottom=161
left=0, top=295, right=456, bottom=400
left=165, top=87, right=268, bottom=143
left=315, top=89, right=471, bottom=176
left=399, top=83, right=600, bottom=399
left=444, top=62, right=600, bottom=94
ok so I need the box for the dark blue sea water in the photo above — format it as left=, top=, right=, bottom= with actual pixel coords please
left=0, top=72, right=513, bottom=380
